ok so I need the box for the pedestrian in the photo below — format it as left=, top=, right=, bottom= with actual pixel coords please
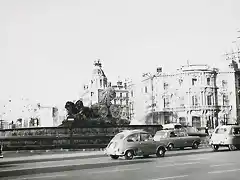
left=205, top=127, right=209, bottom=135
left=0, top=144, right=3, bottom=158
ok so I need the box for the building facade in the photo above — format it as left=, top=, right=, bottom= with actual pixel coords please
left=140, top=60, right=240, bottom=128
left=81, top=60, right=131, bottom=120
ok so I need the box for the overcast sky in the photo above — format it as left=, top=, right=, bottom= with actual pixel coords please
left=0, top=0, right=240, bottom=118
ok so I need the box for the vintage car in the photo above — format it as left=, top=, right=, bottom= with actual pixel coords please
left=153, top=129, right=201, bottom=150
left=209, top=124, right=240, bottom=151
left=104, top=129, right=167, bottom=160
left=163, top=123, right=208, bottom=137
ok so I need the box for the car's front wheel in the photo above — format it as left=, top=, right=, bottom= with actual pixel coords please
left=192, top=142, right=199, bottom=149
left=167, top=143, right=174, bottom=151
left=125, top=150, right=134, bottom=160
left=110, top=155, right=119, bottom=160
left=212, top=145, right=219, bottom=151
left=236, top=145, right=240, bottom=150
left=156, top=147, right=166, bottom=157
left=229, top=144, right=237, bottom=151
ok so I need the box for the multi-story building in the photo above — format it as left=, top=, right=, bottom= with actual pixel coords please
left=0, top=97, right=63, bottom=128
left=81, top=60, right=108, bottom=107
left=140, top=58, right=240, bottom=128
left=80, top=60, right=131, bottom=120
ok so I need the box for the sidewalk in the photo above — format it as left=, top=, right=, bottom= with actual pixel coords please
left=2, top=148, right=105, bottom=158
left=0, top=149, right=105, bottom=165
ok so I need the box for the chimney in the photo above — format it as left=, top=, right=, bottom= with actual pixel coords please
left=157, top=67, right=162, bottom=73
left=124, top=83, right=127, bottom=89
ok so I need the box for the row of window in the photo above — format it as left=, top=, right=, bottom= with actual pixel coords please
left=116, top=92, right=128, bottom=98
left=113, top=99, right=129, bottom=106
left=163, top=95, right=213, bottom=107
left=144, top=77, right=213, bottom=93
left=192, top=77, right=211, bottom=86
left=192, top=95, right=212, bottom=106
left=163, top=94, right=230, bottom=107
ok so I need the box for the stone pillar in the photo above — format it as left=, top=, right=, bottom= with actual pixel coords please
left=212, top=93, right=214, bottom=106
left=187, top=111, right=192, bottom=126
left=203, top=91, right=206, bottom=106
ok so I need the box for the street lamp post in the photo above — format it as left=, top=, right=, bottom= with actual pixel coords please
left=143, top=72, right=157, bottom=125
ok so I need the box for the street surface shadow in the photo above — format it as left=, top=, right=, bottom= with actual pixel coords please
left=133, top=148, right=232, bottom=160
left=0, top=159, right=153, bottom=178
left=165, top=148, right=230, bottom=158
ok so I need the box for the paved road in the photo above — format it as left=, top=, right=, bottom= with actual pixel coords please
left=2, top=147, right=240, bottom=180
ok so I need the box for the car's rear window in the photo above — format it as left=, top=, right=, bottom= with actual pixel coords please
left=215, top=127, right=228, bottom=134
left=112, top=133, right=125, bottom=141
left=155, top=131, right=168, bottom=138
left=232, top=127, right=240, bottom=135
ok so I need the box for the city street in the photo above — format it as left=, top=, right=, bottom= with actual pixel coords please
left=2, top=147, right=240, bottom=180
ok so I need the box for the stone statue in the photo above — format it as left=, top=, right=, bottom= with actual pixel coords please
left=62, top=87, right=129, bottom=126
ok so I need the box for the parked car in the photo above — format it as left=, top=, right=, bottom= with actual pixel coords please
left=209, top=124, right=240, bottom=151
left=153, top=129, right=201, bottom=150
left=163, top=123, right=208, bottom=137
left=162, top=123, right=182, bottom=130
left=104, top=129, right=167, bottom=160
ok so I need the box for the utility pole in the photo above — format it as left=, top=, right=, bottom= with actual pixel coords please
left=0, top=120, right=3, bottom=130
left=143, top=72, right=156, bottom=124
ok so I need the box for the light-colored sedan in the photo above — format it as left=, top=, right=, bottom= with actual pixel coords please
left=153, top=129, right=201, bottom=150
left=105, top=129, right=167, bottom=160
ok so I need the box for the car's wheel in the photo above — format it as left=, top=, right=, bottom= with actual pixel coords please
left=192, top=142, right=199, bottom=149
left=110, top=155, right=119, bottom=160
left=156, top=147, right=166, bottom=157
left=229, top=144, right=237, bottom=151
left=235, top=145, right=240, bottom=150
left=125, top=150, right=134, bottom=160
left=167, top=143, right=174, bottom=151
left=212, top=145, right=219, bottom=151
left=179, top=147, right=184, bottom=150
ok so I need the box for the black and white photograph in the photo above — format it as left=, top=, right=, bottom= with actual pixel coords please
left=1, top=0, right=240, bottom=179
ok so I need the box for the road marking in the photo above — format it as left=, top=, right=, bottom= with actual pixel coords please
left=187, top=157, right=208, bottom=161
left=210, top=163, right=235, bottom=167
left=150, top=174, right=189, bottom=180
left=14, top=174, right=67, bottom=180
left=90, top=167, right=141, bottom=174
left=156, top=161, right=200, bottom=168
left=208, top=168, right=240, bottom=174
